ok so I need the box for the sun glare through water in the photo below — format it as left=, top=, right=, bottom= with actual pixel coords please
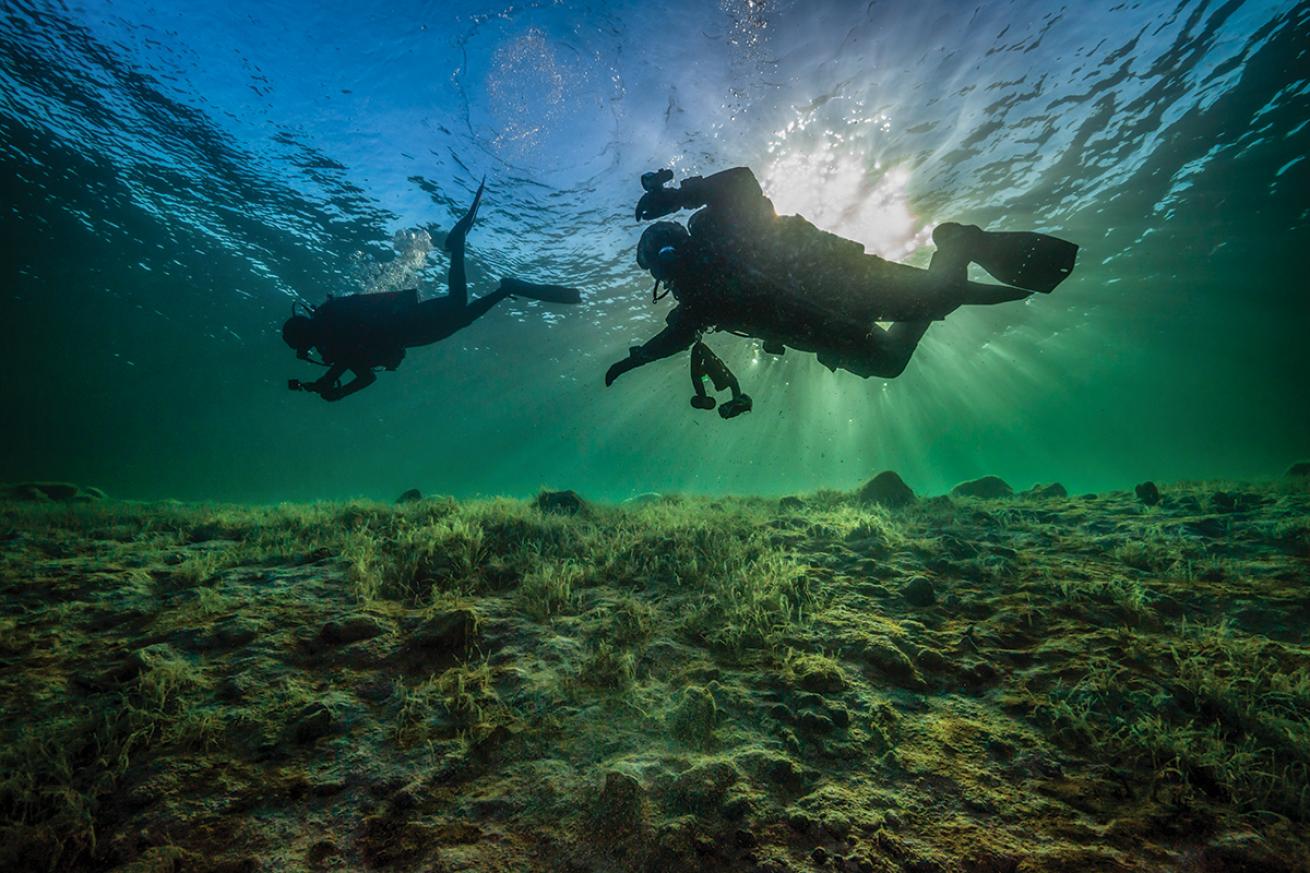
left=761, top=113, right=931, bottom=262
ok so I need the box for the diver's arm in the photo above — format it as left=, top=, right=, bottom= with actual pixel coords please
left=604, top=307, right=699, bottom=386
left=636, top=167, right=770, bottom=221
left=676, top=167, right=766, bottom=213
left=295, top=362, right=348, bottom=396
left=318, top=367, right=376, bottom=402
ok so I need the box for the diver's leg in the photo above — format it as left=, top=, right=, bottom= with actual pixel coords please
left=459, top=286, right=511, bottom=324
left=442, top=178, right=486, bottom=309
left=404, top=286, right=512, bottom=347
left=929, top=222, right=1031, bottom=310
left=929, top=222, right=980, bottom=283
left=821, top=320, right=932, bottom=379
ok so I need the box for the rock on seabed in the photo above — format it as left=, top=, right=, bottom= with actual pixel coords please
left=950, top=476, right=1013, bottom=499
left=856, top=470, right=916, bottom=508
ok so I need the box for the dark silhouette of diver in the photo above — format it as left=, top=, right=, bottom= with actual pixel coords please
left=283, top=179, right=581, bottom=401
left=604, top=167, right=1078, bottom=417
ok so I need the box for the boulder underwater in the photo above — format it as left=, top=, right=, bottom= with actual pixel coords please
left=1135, top=481, right=1162, bottom=506
left=1, top=481, right=106, bottom=502
left=950, top=476, right=1013, bottom=499
left=536, top=489, right=586, bottom=515
left=856, top=471, right=916, bottom=508
left=1024, top=482, right=1068, bottom=499
left=1287, top=461, right=1310, bottom=479
left=394, top=488, right=423, bottom=504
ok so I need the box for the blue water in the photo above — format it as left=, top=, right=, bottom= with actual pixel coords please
left=2, top=0, right=1307, bottom=502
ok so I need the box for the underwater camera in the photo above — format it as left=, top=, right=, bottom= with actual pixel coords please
left=641, top=167, right=674, bottom=192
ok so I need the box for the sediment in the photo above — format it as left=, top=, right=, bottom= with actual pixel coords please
left=1, top=478, right=1308, bottom=872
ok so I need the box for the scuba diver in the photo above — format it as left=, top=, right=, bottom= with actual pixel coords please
left=283, top=179, right=581, bottom=401
left=604, top=166, right=1078, bottom=418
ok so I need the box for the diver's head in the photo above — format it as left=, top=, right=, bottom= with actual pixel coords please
left=281, top=315, right=317, bottom=356
left=637, top=221, right=690, bottom=281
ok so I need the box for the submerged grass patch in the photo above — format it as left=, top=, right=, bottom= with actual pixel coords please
left=1, top=480, right=1307, bottom=872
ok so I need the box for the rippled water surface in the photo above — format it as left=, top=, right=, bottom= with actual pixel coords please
left=2, top=0, right=1307, bottom=501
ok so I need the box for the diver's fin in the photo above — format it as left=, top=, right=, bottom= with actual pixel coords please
left=444, top=176, right=486, bottom=252
left=972, top=231, right=1078, bottom=293
left=499, top=277, right=582, bottom=304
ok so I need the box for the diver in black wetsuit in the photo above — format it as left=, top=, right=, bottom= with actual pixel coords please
left=604, top=167, right=1078, bottom=415
left=283, top=179, right=581, bottom=401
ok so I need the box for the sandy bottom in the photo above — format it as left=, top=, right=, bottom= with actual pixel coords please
left=1, top=477, right=1308, bottom=872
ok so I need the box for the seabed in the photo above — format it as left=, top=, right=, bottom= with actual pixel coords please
left=2, top=473, right=1308, bottom=872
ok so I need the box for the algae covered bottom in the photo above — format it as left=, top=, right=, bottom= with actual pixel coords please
left=1, top=478, right=1308, bottom=872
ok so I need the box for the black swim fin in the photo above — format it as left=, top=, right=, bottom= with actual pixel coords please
left=972, top=230, right=1078, bottom=293
left=444, top=176, right=486, bottom=253
left=500, top=277, right=582, bottom=304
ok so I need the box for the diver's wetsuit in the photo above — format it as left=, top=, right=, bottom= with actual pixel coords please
left=291, top=182, right=578, bottom=401
left=612, top=167, right=1032, bottom=382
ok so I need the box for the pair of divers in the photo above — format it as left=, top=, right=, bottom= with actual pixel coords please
left=284, top=167, right=1077, bottom=411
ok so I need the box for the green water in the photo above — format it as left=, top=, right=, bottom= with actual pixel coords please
left=2, top=0, right=1307, bottom=503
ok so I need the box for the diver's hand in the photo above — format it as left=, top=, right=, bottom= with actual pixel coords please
left=635, top=187, right=682, bottom=222
left=606, top=347, right=648, bottom=385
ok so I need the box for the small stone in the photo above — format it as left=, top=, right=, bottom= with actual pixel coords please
left=1211, top=491, right=1237, bottom=512
left=769, top=703, right=794, bottom=722
left=669, top=685, right=719, bottom=747
left=321, top=615, right=386, bottom=645
left=856, top=471, right=916, bottom=508
left=812, top=846, right=829, bottom=865
left=1135, top=481, right=1161, bottom=506
left=535, top=489, right=586, bottom=515
left=1024, top=482, right=1067, bottom=499
left=793, top=659, right=848, bottom=693
left=1286, top=461, right=1310, bottom=479
left=741, top=750, right=808, bottom=792
left=951, top=476, right=1013, bottom=499
left=208, top=617, right=260, bottom=650
left=901, top=576, right=936, bottom=607
left=787, top=810, right=815, bottom=833
left=859, top=637, right=922, bottom=688
left=290, top=703, right=340, bottom=744
left=355, top=678, right=394, bottom=703
left=722, top=794, right=753, bottom=820
left=797, top=711, right=834, bottom=733
left=826, top=705, right=851, bottom=728
left=409, top=608, right=477, bottom=654
left=1, top=481, right=100, bottom=502
left=671, top=760, right=738, bottom=813
left=395, top=488, right=422, bottom=504
left=735, top=829, right=758, bottom=849
left=778, top=495, right=805, bottom=511
left=596, top=770, right=644, bottom=825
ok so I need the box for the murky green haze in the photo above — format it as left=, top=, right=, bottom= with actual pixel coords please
left=2, top=0, right=1307, bottom=503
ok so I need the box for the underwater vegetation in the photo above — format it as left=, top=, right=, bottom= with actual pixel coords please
left=1, top=473, right=1308, bottom=872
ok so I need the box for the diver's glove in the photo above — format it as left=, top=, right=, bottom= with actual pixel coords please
left=604, top=346, right=648, bottom=386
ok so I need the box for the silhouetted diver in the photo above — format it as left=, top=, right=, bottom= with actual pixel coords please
left=605, top=167, right=1077, bottom=415
left=283, top=179, right=580, bottom=401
